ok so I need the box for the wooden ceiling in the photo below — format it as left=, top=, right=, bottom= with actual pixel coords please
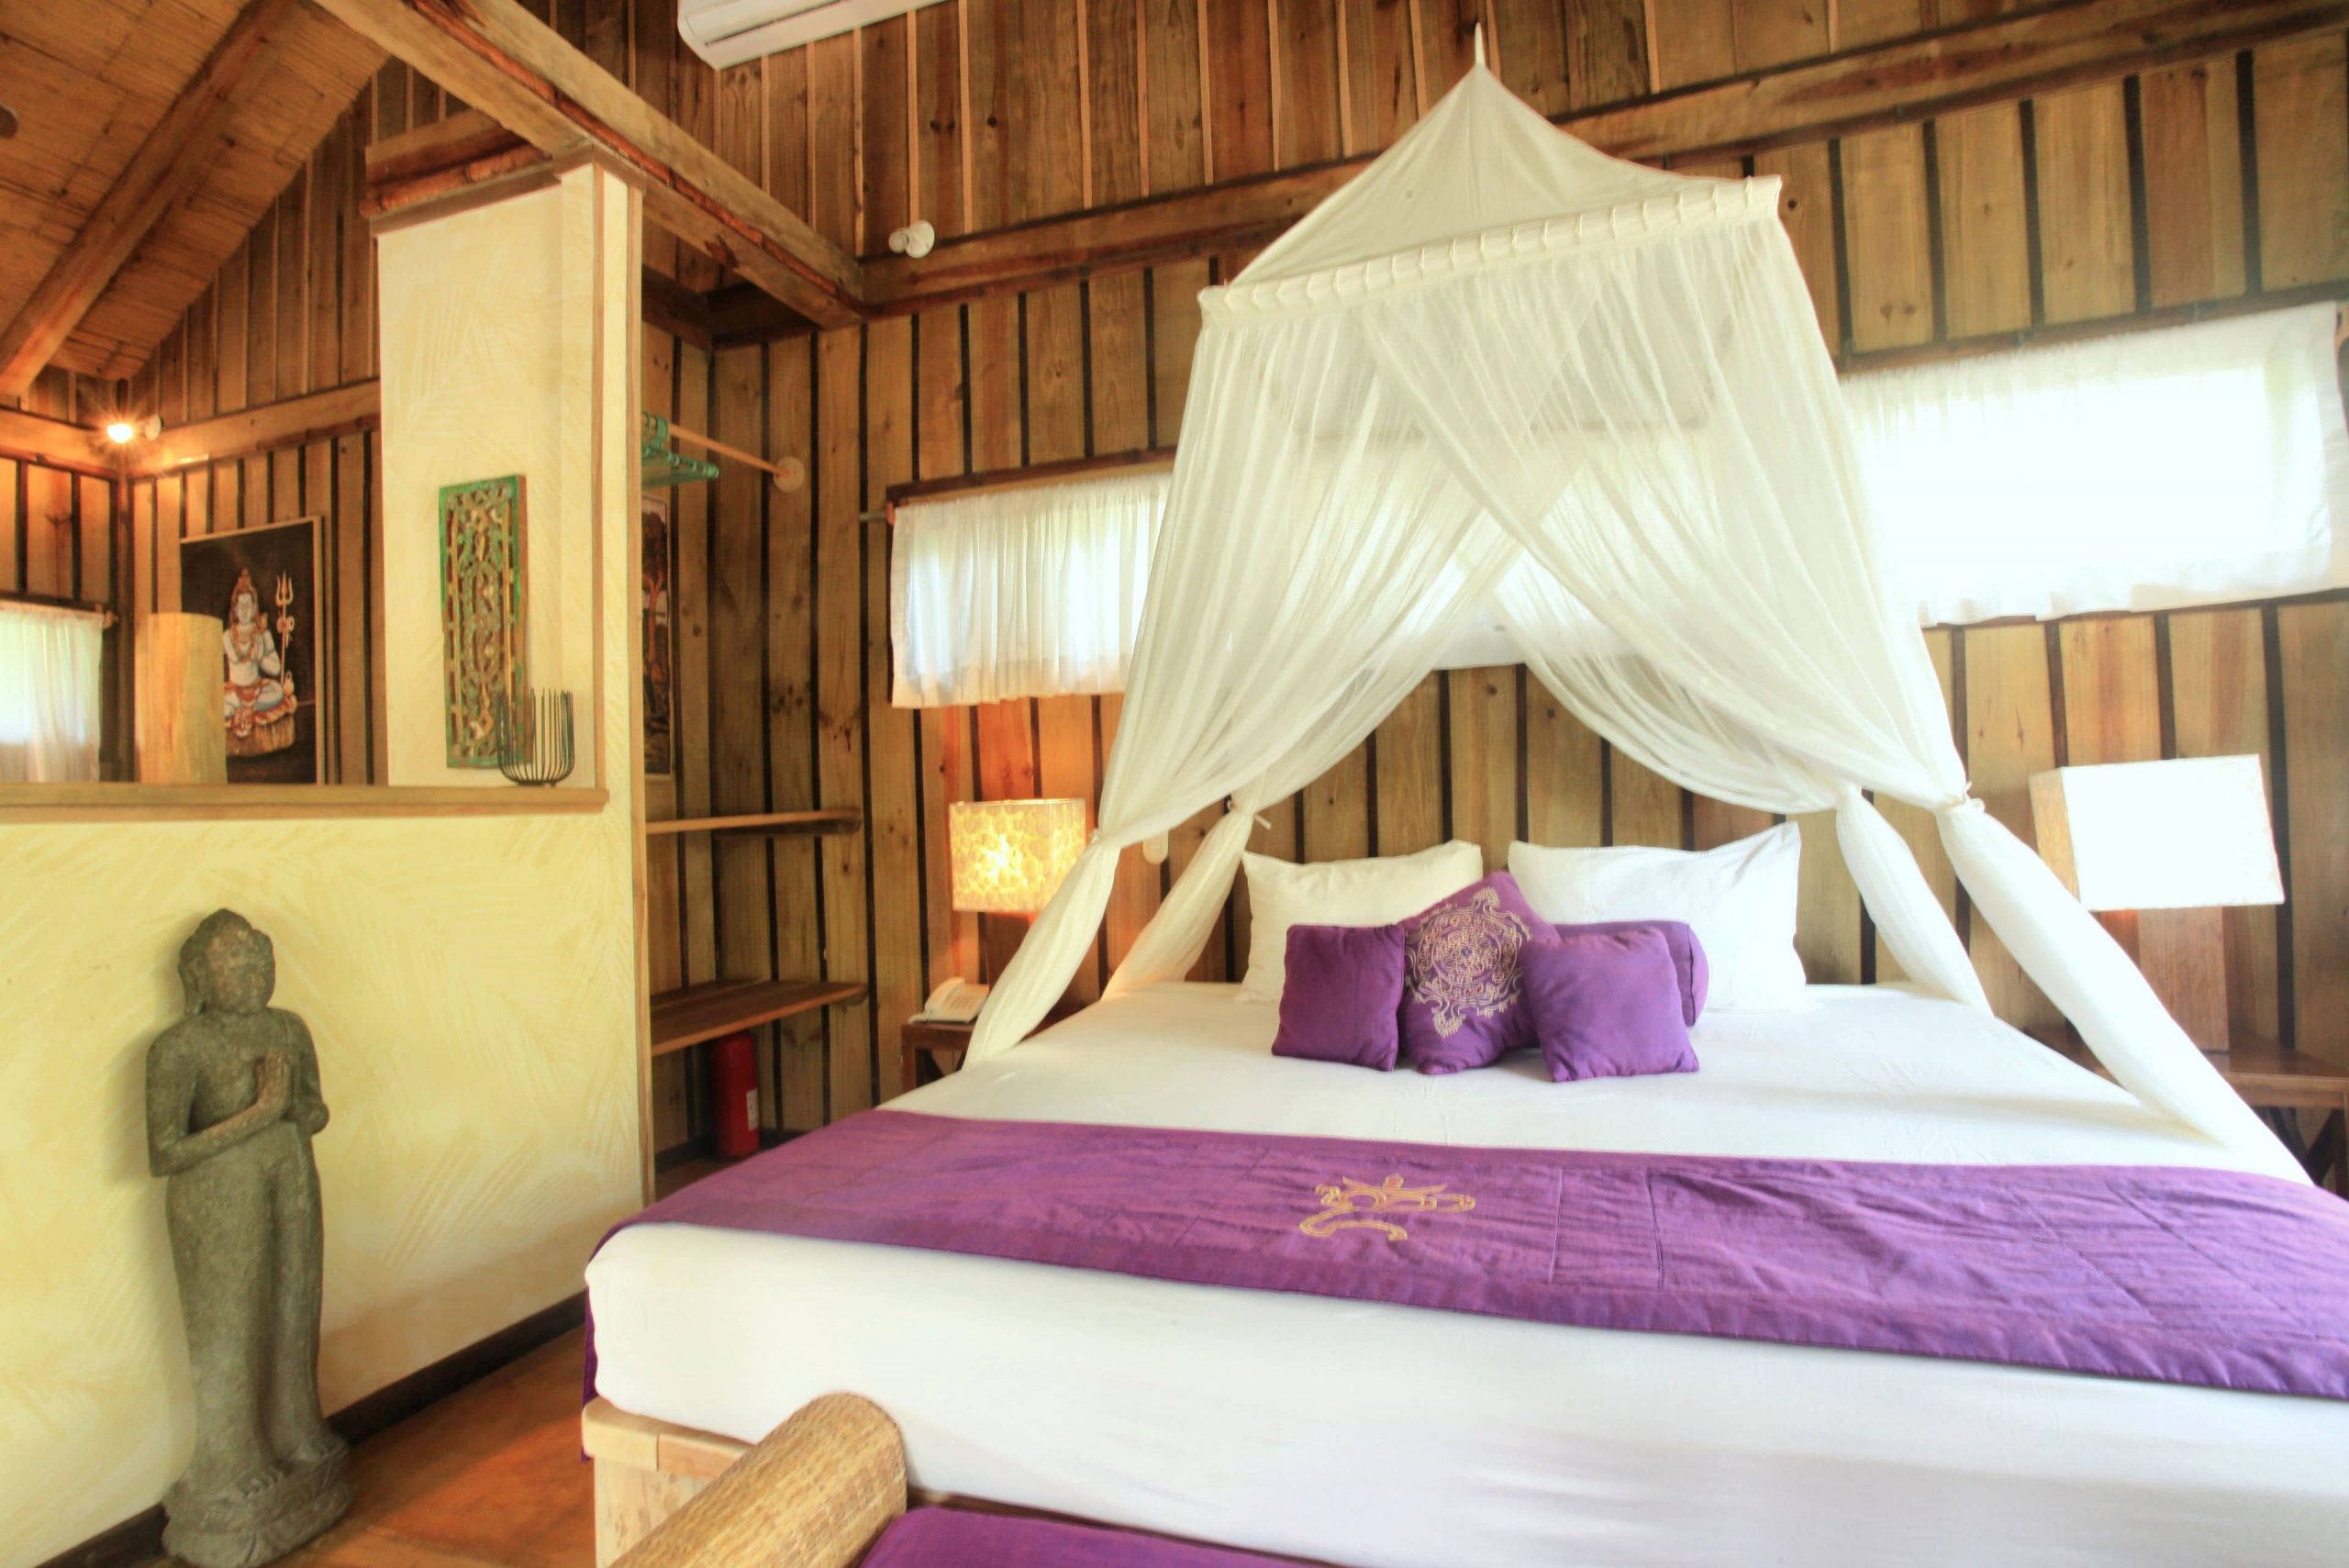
left=0, top=0, right=380, bottom=387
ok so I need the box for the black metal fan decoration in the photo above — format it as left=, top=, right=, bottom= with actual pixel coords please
left=496, top=688, right=575, bottom=786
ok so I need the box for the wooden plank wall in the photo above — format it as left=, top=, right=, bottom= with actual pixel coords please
left=0, top=371, right=131, bottom=778
left=105, top=2, right=2349, bottom=1154
left=659, top=0, right=2349, bottom=1150
left=113, top=77, right=386, bottom=784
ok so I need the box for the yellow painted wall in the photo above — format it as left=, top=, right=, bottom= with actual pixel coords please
left=0, top=168, right=645, bottom=1567
left=379, top=172, right=608, bottom=788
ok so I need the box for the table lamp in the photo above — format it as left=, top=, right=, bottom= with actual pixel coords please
left=2030, top=755, right=2284, bottom=1055
left=950, top=797, right=1086, bottom=915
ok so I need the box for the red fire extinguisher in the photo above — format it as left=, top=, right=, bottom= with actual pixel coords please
left=712, top=1031, right=760, bottom=1159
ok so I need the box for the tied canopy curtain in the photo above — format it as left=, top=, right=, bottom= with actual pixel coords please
left=0, top=602, right=103, bottom=782
left=963, top=59, right=2295, bottom=1182
left=890, top=473, right=1162, bottom=707
left=1848, top=302, right=2349, bottom=625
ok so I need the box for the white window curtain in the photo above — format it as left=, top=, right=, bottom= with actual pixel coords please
left=0, top=602, right=104, bottom=782
left=890, top=473, right=1162, bottom=706
left=899, top=304, right=2349, bottom=707
left=1847, top=302, right=2349, bottom=625
left=893, top=472, right=1527, bottom=706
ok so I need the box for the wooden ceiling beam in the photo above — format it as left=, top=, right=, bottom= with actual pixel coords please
left=0, top=0, right=300, bottom=399
left=640, top=268, right=718, bottom=352
left=361, top=112, right=740, bottom=350
left=361, top=108, right=551, bottom=218
left=312, top=0, right=864, bottom=327
left=1569, top=0, right=2349, bottom=163
left=0, top=406, right=117, bottom=478
left=133, top=379, right=383, bottom=474
left=704, top=284, right=812, bottom=348
left=864, top=0, right=2349, bottom=315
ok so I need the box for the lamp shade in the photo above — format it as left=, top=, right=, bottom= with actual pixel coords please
left=950, top=797, right=1086, bottom=914
left=2030, top=755, right=2283, bottom=912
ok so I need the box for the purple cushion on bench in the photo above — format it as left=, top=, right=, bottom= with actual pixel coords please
left=862, top=1507, right=1305, bottom=1568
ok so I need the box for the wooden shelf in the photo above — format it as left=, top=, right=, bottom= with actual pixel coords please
left=0, top=783, right=607, bottom=823
left=649, top=978, right=866, bottom=1057
left=644, top=809, right=863, bottom=839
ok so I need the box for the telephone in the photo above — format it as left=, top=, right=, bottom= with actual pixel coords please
left=915, top=978, right=990, bottom=1025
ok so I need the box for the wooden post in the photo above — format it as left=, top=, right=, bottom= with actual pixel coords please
left=138, top=613, right=226, bottom=784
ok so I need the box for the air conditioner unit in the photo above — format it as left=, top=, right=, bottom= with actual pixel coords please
left=678, top=0, right=918, bottom=67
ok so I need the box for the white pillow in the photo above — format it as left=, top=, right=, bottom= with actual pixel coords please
left=1237, top=840, right=1485, bottom=1004
left=1508, top=824, right=1808, bottom=1010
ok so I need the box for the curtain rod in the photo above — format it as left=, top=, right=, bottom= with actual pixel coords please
left=0, top=589, right=116, bottom=627
left=874, top=444, right=1178, bottom=522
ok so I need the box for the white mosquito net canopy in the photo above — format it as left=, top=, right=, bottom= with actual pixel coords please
left=965, top=53, right=2293, bottom=1175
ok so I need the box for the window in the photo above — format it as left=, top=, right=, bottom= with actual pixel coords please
left=890, top=470, right=1531, bottom=706
left=1845, top=302, right=2349, bottom=626
left=894, top=305, right=2349, bottom=705
left=0, top=602, right=104, bottom=782
left=891, top=472, right=1163, bottom=707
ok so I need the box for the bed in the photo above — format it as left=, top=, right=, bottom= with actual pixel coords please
left=586, top=983, right=2349, bottom=1568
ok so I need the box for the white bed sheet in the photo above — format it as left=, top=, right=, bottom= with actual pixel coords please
left=588, top=984, right=2348, bottom=1567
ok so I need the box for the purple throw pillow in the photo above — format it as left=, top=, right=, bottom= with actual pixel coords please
left=1553, top=919, right=1709, bottom=1025
left=1399, top=873, right=1545, bottom=1075
left=1272, top=923, right=1408, bottom=1071
left=1524, top=928, right=1700, bottom=1084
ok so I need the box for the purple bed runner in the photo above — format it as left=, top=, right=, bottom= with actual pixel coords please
left=595, top=1109, right=2349, bottom=1402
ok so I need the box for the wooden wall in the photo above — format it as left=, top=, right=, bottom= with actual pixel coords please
left=109, top=2, right=2349, bottom=1153
left=653, top=2, right=2349, bottom=1148
left=109, top=72, right=385, bottom=783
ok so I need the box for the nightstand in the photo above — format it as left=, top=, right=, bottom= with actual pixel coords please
left=2037, top=1027, right=2349, bottom=1192
left=901, top=1017, right=976, bottom=1088
left=902, top=1001, right=1082, bottom=1089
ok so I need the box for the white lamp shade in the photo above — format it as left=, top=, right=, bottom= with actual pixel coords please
left=2030, top=755, right=2283, bottom=912
left=950, top=797, right=1086, bottom=914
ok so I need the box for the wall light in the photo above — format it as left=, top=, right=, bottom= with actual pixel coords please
left=104, top=416, right=161, bottom=446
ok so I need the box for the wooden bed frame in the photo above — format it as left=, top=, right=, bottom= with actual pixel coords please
left=584, top=1396, right=754, bottom=1563
left=582, top=1396, right=1344, bottom=1567
left=585, top=1394, right=909, bottom=1568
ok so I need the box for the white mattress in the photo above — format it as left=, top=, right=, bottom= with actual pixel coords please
left=589, top=984, right=2348, bottom=1567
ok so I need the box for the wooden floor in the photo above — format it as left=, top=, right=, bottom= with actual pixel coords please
left=141, top=1331, right=596, bottom=1568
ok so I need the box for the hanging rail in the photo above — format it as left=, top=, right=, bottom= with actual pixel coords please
left=668, top=420, right=807, bottom=492
left=873, top=444, right=1177, bottom=523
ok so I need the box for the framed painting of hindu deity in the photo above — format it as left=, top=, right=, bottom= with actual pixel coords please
left=437, top=474, right=528, bottom=768
left=180, top=517, right=322, bottom=785
left=640, top=492, right=674, bottom=777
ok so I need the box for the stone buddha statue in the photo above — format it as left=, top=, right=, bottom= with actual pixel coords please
left=145, top=910, right=350, bottom=1566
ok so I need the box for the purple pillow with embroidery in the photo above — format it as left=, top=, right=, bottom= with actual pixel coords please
left=1399, top=873, right=1545, bottom=1075
left=1552, top=919, right=1709, bottom=1025
left=1272, top=923, right=1408, bottom=1071
left=1524, top=928, right=1700, bottom=1083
